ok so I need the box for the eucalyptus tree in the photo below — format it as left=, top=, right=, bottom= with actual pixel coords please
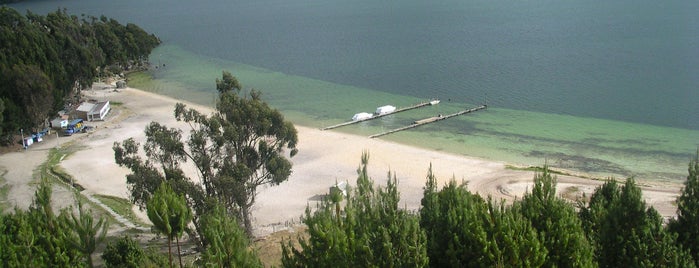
left=282, top=153, right=428, bottom=267
left=0, top=6, right=159, bottom=139
left=114, top=71, right=298, bottom=238
left=147, top=182, right=192, bottom=268
left=668, top=152, right=699, bottom=266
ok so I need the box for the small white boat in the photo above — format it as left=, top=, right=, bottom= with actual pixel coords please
left=352, top=112, right=373, bottom=121
left=375, top=105, right=396, bottom=115
left=429, top=99, right=440, bottom=105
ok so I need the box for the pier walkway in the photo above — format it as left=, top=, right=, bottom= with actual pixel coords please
left=322, top=101, right=437, bottom=130
left=369, top=105, right=487, bottom=138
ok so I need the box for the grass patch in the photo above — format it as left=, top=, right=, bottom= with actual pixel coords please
left=41, top=146, right=85, bottom=191
left=94, top=194, right=150, bottom=227
left=110, top=101, right=124, bottom=106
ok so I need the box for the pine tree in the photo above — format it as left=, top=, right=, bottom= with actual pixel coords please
left=282, top=153, right=428, bottom=267
left=62, top=193, right=109, bottom=268
left=200, top=203, right=262, bottom=267
left=582, top=178, right=695, bottom=267
left=420, top=176, right=547, bottom=267
left=517, top=166, right=594, bottom=267
left=668, top=151, right=699, bottom=266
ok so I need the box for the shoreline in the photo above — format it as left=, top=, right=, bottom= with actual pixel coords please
left=1, top=85, right=685, bottom=236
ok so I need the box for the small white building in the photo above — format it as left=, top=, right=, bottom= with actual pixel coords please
left=375, top=105, right=396, bottom=115
left=51, top=116, right=69, bottom=129
left=76, top=101, right=111, bottom=121
left=87, top=101, right=111, bottom=121
left=352, top=112, right=373, bottom=121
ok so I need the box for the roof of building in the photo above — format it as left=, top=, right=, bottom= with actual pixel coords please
left=89, top=101, right=110, bottom=115
left=77, top=102, right=96, bottom=112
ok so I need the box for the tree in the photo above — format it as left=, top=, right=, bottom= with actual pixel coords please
left=114, top=71, right=298, bottom=238
left=282, top=153, right=428, bottom=267
left=200, top=203, right=262, bottom=267
left=146, top=182, right=192, bottom=268
left=62, top=193, right=109, bottom=268
left=516, top=166, right=594, bottom=267
left=668, top=151, right=699, bottom=266
left=0, top=177, right=83, bottom=267
left=0, top=6, right=159, bottom=139
left=101, top=236, right=146, bottom=268
left=420, top=174, right=547, bottom=267
left=581, top=178, right=695, bottom=267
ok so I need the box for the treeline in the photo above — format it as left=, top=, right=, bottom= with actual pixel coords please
left=2, top=153, right=698, bottom=267
left=0, top=7, right=159, bottom=143
left=282, top=154, right=699, bottom=267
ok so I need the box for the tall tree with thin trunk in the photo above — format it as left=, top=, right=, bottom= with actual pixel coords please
left=147, top=182, right=192, bottom=268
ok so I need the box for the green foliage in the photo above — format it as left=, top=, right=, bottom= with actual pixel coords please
left=420, top=174, right=546, bottom=267
left=581, top=178, right=695, bottom=267
left=282, top=153, right=428, bottom=267
left=146, top=182, right=192, bottom=268
left=0, top=178, right=84, bottom=267
left=668, top=151, right=699, bottom=266
left=516, top=166, right=595, bottom=267
left=200, top=203, right=262, bottom=267
left=115, top=71, right=298, bottom=239
left=102, top=235, right=146, bottom=268
left=62, top=194, right=110, bottom=268
left=0, top=7, right=159, bottom=136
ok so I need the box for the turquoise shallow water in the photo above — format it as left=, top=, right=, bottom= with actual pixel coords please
left=10, top=0, right=699, bottom=181
left=131, top=45, right=699, bottom=181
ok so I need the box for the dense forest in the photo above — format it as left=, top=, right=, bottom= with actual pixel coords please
left=0, top=7, right=159, bottom=144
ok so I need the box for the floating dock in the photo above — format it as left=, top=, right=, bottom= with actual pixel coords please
left=369, top=105, right=487, bottom=138
left=322, top=100, right=438, bottom=130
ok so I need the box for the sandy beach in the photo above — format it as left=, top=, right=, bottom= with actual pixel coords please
left=0, top=86, right=684, bottom=236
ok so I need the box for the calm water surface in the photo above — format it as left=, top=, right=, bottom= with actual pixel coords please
left=11, top=0, right=699, bottom=180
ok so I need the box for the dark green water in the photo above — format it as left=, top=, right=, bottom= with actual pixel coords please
left=11, top=0, right=699, bottom=180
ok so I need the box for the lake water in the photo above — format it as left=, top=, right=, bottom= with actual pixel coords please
left=11, top=0, right=699, bottom=180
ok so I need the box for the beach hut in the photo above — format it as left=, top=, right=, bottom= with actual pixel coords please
left=375, top=105, right=396, bottom=115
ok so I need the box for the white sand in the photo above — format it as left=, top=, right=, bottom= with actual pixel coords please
left=1, top=86, right=683, bottom=235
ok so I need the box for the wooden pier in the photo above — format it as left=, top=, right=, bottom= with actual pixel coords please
left=369, top=105, right=487, bottom=138
left=322, top=101, right=437, bottom=130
